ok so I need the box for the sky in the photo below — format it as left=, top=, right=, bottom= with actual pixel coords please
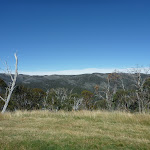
left=0, top=0, right=150, bottom=75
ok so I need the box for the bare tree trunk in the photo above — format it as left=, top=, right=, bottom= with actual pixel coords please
left=1, top=53, right=18, bottom=114
left=128, top=66, right=150, bottom=113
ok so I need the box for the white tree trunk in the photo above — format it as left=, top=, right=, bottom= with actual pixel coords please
left=1, top=53, right=18, bottom=114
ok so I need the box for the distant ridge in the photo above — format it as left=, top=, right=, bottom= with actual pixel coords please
left=0, top=73, right=149, bottom=93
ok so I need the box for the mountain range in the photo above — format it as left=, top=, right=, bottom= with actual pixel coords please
left=0, top=73, right=149, bottom=93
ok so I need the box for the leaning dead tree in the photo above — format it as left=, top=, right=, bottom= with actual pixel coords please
left=0, top=53, right=18, bottom=113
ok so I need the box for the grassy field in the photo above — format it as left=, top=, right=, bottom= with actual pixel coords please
left=0, top=110, right=150, bottom=150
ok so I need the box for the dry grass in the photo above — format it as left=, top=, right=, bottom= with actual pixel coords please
left=0, top=110, right=150, bottom=150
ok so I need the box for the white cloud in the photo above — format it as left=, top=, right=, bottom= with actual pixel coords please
left=19, top=68, right=129, bottom=75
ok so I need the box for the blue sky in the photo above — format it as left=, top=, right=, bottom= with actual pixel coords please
left=0, top=0, right=150, bottom=75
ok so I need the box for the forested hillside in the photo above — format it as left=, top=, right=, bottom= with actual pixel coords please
left=0, top=73, right=145, bottom=92
left=0, top=72, right=150, bottom=113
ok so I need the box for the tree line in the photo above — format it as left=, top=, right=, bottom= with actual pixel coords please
left=0, top=71, right=150, bottom=113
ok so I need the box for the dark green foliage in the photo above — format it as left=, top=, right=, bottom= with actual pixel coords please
left=0, top=78, right=7, bottom=110
left=144, top=78, right=150, bottom=91
left=113, top=89, right=135, bottom=111
left=94, top=99, right=107, bottom=110
left=0, top=73, right=150, bottom=112
left=0, top=78, right=7, bottom=88
left=8, top=85, right=46, bottom=111
left=81, top=90, right=94, bottom=110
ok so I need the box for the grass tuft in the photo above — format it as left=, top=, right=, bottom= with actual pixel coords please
left=0, top=110, right=150, bottom=150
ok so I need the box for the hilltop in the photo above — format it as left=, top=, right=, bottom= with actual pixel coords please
left=0, top=73, right=146, bottom=93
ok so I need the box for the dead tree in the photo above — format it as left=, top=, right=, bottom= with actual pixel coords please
left=0, top=53, right=18, bottom=113
left=128, top=66, right=150, bottom=113
left=94, top=74, right=115, bottom=110
left=103, top=73, right=120, bottom=110
left=72, top=97, right=83, bottom=111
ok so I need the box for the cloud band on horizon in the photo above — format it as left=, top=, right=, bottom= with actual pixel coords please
left=19, top=68, right=128, bottom=75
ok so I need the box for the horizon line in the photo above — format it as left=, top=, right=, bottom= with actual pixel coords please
left=18, top=68, right=130, bottom=76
